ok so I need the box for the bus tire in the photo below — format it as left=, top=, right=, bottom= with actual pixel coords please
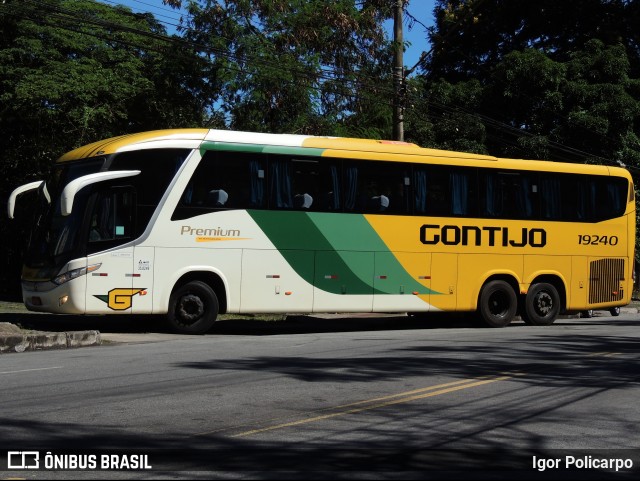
left=478, top=280, right=517, bottom=328
left=522, top=282, right=560, bottom=326
left=167, top=280, right=219, bottom=334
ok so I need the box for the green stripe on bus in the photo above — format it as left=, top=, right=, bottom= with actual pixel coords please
left=247, top=211, right=434, bottom=296
left=200, top=142, right=265, bottom=154
left=200, top=141, right=325, bottom=157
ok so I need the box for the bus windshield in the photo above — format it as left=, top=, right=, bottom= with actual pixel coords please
left=25, top=158, right=105, bottom=271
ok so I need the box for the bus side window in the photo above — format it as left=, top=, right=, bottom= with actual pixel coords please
left=268, top=156, right=343, bottom=212
left=480, top=170, right=536, bottom=219
left=542, top=173, right=627, bottom=223
left=424, top=167, right=450, bottom=216
left=109, top=148, right=191, bottom=236
left=594, top=177, right=627, bottom=221
left=355, top=161, right=410, bottom=215
left=88, top=188, right=135, bottom=251
left=173, top=151, right=266, bottom=220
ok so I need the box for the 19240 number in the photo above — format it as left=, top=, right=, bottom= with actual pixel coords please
left=578, top=234, right=618, bottom=245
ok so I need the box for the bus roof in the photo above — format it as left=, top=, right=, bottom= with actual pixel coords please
left=58, top=129, right=210, bottom=162
left=56, top=128, right=631, bottom=179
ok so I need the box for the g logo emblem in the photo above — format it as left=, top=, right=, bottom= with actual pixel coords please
left=95, top=288, right=147, bottom=310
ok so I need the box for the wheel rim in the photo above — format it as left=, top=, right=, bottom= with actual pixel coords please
left=534, top=291, right=553, bottom=317
left=177, top=294, right=204, bottom=325
left=488, top=290, right=510, bottom=318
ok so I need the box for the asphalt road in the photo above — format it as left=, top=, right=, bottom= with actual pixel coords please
left=1, top=312, right=639, bottom=479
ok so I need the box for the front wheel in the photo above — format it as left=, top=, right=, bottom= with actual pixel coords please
left=522, top=283, right=560, bottom=326
left=610, top=306, right=621, bottom=317
left=478, top=280, right=517, bottom=327
left=167, top=280, right=219, bottom=334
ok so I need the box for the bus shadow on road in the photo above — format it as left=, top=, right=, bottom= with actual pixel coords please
left=0, top=311, right=486, bottom=335
left=212, top=313, right=482, bottom=335
left=4, top=311, right=638, bottom=336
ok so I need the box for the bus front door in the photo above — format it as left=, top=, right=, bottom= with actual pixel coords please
left=84, top=248, right=134, bottom=314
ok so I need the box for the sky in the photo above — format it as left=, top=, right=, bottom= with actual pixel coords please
left=97, top=0, right=435, bottom=72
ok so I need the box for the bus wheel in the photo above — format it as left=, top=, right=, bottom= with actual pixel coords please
left=478, top=280, right=517, bottom=327
left=522, top=283, right=560, bottom=326
left=167, top=280, right=219, bottom=334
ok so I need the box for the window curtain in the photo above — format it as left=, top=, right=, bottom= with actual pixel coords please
left=344, top=166, right=358, bottom=211
left=577, top=180, right=596, bottom=221
left=451, top=172, right=468, bottom=215
left=270, top=158, right=292, bottom=208
left=516, top=176, right=533, bottom=218
left=329, top=164, right=341, bottom=210
left=414, top=169, right=427, bottom=214
left=541, top=178, right=561, bottom=219
left=607, top=182, right=624, bottom=216
left=483, top=173, right=496, bottom=216
left=249, top=159, right=265, bottom=208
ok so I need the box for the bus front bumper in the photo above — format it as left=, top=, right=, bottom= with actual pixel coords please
left=22, top=279, right=86, bottom=314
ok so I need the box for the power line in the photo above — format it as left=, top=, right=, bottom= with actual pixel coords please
left=98, top=0, right=187, bottom=25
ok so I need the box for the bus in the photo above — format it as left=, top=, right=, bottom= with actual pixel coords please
left=7, top=129, right=636, bottom=333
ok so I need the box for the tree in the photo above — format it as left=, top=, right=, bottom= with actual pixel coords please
left=427, top=0, right=640, bottom=82
left=407, top=0, right=640, bottom=168
left=165, top=0, right=394, bottom=136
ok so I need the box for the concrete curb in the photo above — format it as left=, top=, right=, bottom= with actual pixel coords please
left=0, top=330, right=101, bottom=354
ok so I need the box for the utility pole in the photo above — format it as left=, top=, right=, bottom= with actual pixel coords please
left=393, top=0, right=404, bottom=141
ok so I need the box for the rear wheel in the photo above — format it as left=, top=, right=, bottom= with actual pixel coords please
left=167, top=280, right=219, bottom=334
left=478, top=280, right=517, bottom=327
left=522, top=282, right=560, bottom=326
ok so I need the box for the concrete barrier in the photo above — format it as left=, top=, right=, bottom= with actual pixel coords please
left=0, top=325, right=101, bottom=354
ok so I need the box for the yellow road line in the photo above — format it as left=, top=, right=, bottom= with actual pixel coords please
left=192, top=375, right=504, bottom=438
left=232, top=373, right=516, bottom=438
left=0, top=366, right=63, bottom=376
left=197, top=350, right=622, bottom=440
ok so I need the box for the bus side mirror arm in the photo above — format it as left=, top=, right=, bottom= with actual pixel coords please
left=60, top=170, right=141, bottom=216
left=7, top=180, right=49, bottom=219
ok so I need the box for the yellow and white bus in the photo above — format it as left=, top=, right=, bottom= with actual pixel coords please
left=8, top=129, right=636, bottom=333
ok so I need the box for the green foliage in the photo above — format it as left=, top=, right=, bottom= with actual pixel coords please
left=176, top=0, right=393, bottom=135
left=409, top=0, right=640, bottom=168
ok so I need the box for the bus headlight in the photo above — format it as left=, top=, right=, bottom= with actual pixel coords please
left=53, top=263, right=101, bottom=285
